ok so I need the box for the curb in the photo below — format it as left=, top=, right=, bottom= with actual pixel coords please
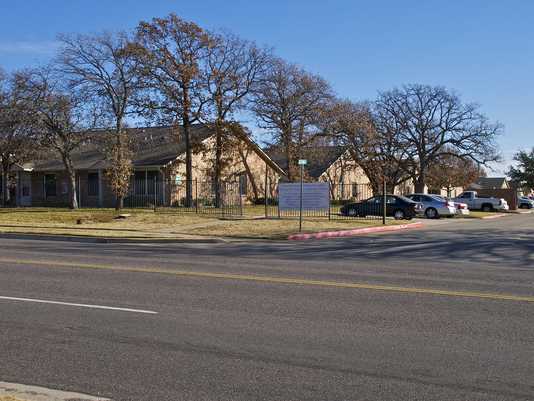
left=481, top=213, right=508, bottom=220
left=288, top=222, right=423, bottom=241
left=0, top=232, right=226, bottom=244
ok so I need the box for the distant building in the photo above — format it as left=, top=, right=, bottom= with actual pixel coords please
left=467, top=177, right=510, bottom=190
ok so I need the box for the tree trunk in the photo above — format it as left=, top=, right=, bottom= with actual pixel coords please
left=62, top=154, right=78, bottom=209
left=1, top=166, right=9, bottom=207
left=239, top=148, right=259, bottom=202
left=183, top=86, right=193, bottom=208
left=214, top=119, right=223, bottom=208
left=415, top=172, right=426, bottom=193
left=284, top=130, right=293, bottom=182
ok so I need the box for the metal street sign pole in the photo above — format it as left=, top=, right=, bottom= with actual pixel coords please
left=298, top=160, right=307, bottom=232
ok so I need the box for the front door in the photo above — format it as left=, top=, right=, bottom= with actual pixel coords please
left=19, top=172, right=32, bottom=206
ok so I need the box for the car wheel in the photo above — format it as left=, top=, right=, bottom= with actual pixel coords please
left=347, top=208, right=357, bottom=216
left=481, top=204, right=493, bottom=212
left=393, top=209, right=405, bottom=220
left=425, top=207, right=439, bottom=219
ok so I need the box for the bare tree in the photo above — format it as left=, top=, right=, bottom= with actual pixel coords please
left=203, top=31, right=270, bottom=206
left=0, top=71, right=37, bottom=207
left=252, top=58, right=333, bottom=181
left=322, top=99, right=411, bottom=194
left=134, top=14, right=211, bottom=206
left=21, top=68, right=95, bottom=209
left=57, top=31, right=139, bottom=210
left=376, top=84, right=502, bottom=193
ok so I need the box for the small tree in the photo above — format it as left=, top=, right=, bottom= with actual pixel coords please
left=427, top=153, right=480, bottom=196
left=103, top=130, right=133, bottom=207
left=508, top=148, right=534, bottom=192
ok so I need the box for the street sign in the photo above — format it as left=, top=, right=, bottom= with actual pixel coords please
left=298, top=159, right=307, bottom=166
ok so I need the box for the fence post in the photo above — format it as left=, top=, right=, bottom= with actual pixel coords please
left=264, top=168, right=268, bottom=219
left=328, top=182, right=332, bottom=220
left=195, top=179, right=199, bottom=214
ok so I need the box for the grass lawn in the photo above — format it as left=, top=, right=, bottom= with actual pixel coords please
left=181, top=217, right=401, bottom=239
left=0, top=208, right=397, bottom=239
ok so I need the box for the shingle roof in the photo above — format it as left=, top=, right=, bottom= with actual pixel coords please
left=26, top=124, right=286, bottom=175
left=265, top=145, right=347, bottom=178
left=27, top=125, right=213, bottom=172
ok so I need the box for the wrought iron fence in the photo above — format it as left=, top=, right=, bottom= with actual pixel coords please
left=122, top=179, right=243, bottom=217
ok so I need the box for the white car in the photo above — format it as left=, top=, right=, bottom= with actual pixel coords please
left=434, top=196, right=470, bottom=216
left=406, top=194, right=457, bottom=219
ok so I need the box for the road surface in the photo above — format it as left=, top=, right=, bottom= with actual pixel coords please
left=1, top=215, right=533, bottom=401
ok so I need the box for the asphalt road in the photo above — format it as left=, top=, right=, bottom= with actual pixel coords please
left=0, top=214, right=533, bottom=401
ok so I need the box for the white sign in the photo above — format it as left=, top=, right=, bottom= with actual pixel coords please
left=279, top=182, right=330, bottom=210
left=298, top=159, right=307, bottom=165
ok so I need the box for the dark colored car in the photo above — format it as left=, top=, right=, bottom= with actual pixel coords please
left=339, top=195, right=422, bottom=220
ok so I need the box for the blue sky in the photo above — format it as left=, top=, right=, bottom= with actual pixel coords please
left=1, top=0, right=532, bottom=175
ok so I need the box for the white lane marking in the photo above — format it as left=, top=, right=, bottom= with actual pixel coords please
left=0, top=295, right=158, bottom=314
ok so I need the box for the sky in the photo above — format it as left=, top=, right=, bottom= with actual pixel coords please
left=1, top=0, right=532, bottom=176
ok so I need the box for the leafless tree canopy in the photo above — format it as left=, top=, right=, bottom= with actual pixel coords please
left=251, top=58, right=333, bottom=180
left=57, top=32, right=139, bottom=209
left=375, top=84, right=502, bottom=192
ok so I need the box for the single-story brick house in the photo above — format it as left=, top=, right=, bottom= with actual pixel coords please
left=13, top=124, right=285, bottom=208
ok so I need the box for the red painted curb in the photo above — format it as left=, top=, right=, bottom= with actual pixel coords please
left=288, top=222, right=423, bottom=241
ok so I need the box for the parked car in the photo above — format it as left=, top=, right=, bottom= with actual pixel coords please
left=452, top=191, right=509, bottom=212
left=432, top=195, right=470, bottom=216
left=518, top=196, right=534, bottom=209
left=406, top=194, right=456, bottom=219
left=339, top=195, right=423, bottom=220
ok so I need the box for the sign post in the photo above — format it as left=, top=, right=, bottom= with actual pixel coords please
left=298, top=159, right=307, bottom=232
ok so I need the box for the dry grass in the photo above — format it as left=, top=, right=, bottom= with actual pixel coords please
left=0, top=396, right=25, bottom=401
left=182, top=217, right=395, bottom=239
left=0, top=208, right=398, bottom=239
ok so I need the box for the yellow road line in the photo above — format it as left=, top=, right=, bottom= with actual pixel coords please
left=1, top=257, right=534, bottom=303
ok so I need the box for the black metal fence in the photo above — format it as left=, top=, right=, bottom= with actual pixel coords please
left=124, top=179, right=243, bottom=217
left=122, top=177, right=382, bottom=221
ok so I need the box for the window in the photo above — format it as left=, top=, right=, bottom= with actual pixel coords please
left=44, top=174, right=57, bottom=197
left=239, top=174, right=248, bottom=196
left=88, top=173, right=99, bottom=197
